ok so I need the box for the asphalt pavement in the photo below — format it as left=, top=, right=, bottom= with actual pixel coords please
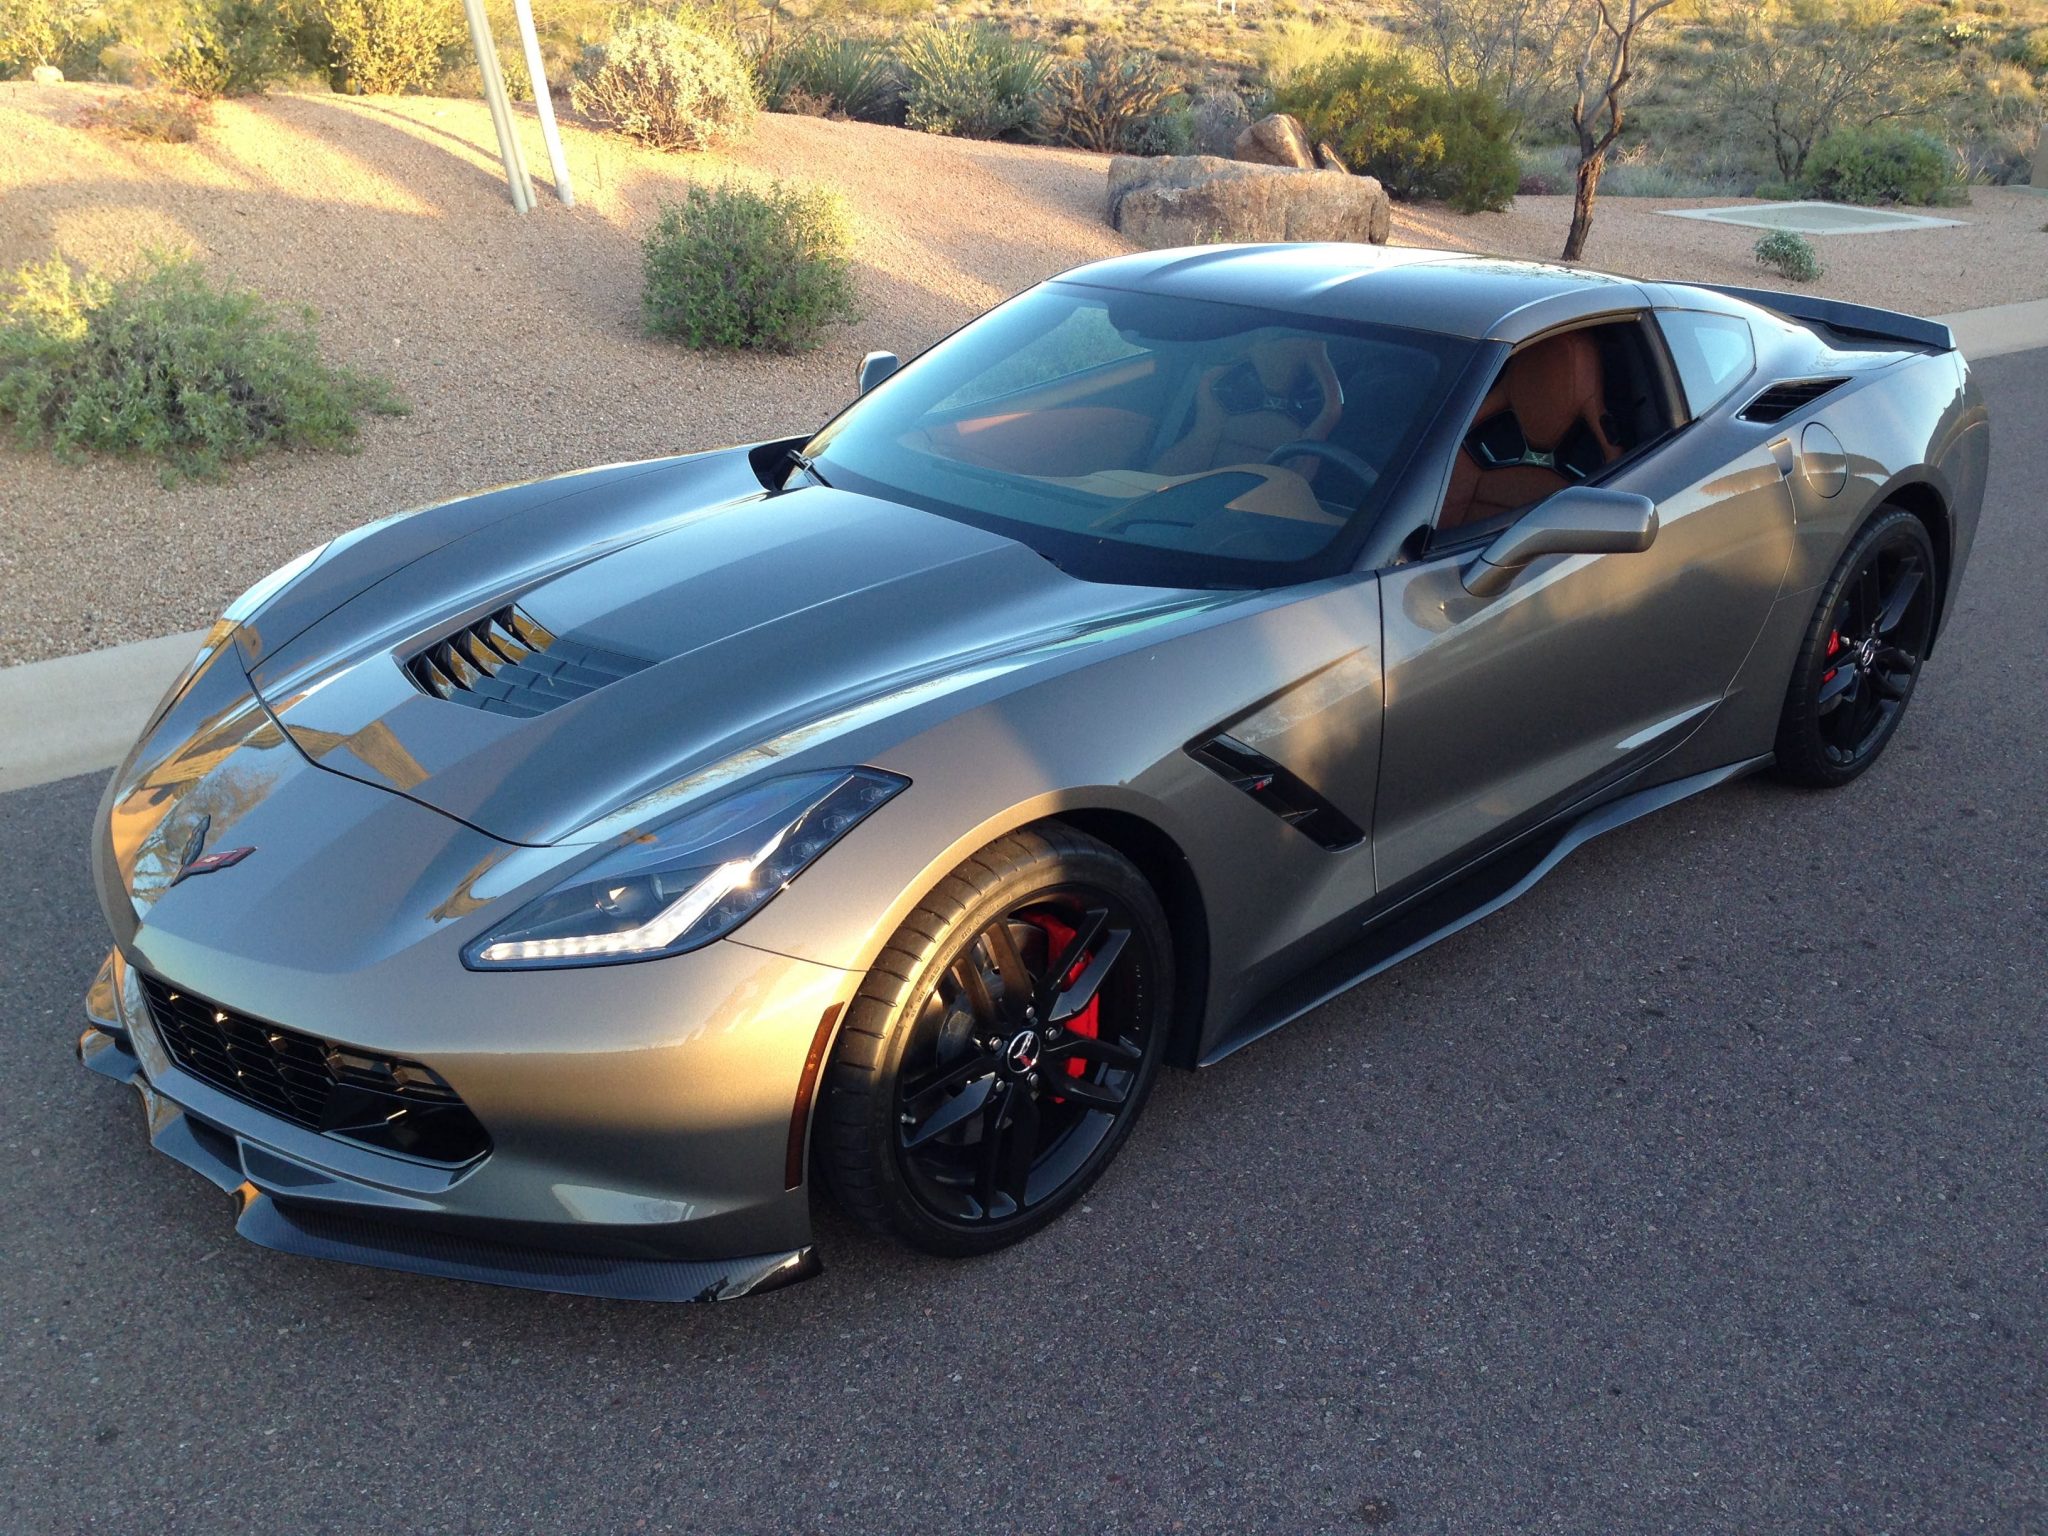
left=3, top=349, right=2042, bottom=1536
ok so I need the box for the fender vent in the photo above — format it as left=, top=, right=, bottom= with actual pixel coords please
left=403, top=605, right=650, bottom=718
left=1188, top=733, right=1365, bottom=851
left=1737, top=377, right=1847, bottom=424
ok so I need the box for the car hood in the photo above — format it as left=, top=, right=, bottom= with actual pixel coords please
left=246, top=472, right=1210, bottom=845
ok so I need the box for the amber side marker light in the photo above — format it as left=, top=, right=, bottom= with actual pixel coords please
left=787, top=1003, right=845, bottom=1190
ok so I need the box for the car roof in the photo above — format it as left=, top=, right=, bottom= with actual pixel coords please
left=1056, top=244, right=1655, bottom=344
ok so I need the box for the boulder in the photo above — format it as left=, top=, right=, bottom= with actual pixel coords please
left=1107, top=155, right=1392, bottom=249
left=1315, top=140, right=1350, bottom=175
left=31, top=64, right=65, bottom=85
left=1232, top=113, right=1315, bottom=170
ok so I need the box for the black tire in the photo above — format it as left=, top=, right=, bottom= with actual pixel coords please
left=1773, top=506, right=1938, bottom=788
left=817, top=825, right=1172, bottom=1257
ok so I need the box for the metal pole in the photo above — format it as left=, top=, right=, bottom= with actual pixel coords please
left=480, top=37, right=535, bottom=206
left=460, top=0, right=532, bottom=213
left=512, top=0, right=574, bottom=207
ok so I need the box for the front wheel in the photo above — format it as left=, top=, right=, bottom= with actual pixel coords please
left=1773, top=507, right=1937, bottom=787
left=817, top=826, right=1172, bottom=1257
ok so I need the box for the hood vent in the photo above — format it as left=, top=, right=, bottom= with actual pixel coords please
left=1738, top=377, right=1847, bottom=424
left=402, top=605, right=651, bottom=718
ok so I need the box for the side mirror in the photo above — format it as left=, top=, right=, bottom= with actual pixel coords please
left=1463, top=486, right=1658, bottom=598
left=857, top=351, right=900, bottom=395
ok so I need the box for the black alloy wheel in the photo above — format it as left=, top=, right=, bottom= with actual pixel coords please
left=819, top=827, right=1171, bottom=1256
left=1775, top=507, right=1938, bottom=787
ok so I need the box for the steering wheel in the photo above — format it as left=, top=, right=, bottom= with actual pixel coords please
left=1264, top=440, right=1379, bottom=496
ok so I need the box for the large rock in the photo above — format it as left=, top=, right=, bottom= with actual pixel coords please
left=1232, top=113, right=1315, bottom=170
left=31, top=64, right=64, bottom=85
left=1107, top=155, right=1393, bottom=249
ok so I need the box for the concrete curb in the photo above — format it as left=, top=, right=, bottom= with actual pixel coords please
left=0, top=630, right=204, bottom=793
left=2, top=305, right=2043, bottom=797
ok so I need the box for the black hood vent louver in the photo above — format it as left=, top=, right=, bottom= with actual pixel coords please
left=402, top=605, right=651, bottom=718
left=1737, top=378, right=1848, bottom=424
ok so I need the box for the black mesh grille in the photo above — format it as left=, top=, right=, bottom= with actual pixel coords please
left=1737, top=377, right=1847, bottom=424
left=402, top=605, right=650, bottom=718
left=139, top=975, right=489, bottom=1165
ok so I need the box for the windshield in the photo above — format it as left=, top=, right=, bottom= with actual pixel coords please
left=802, top=281, right=1474, bottom=588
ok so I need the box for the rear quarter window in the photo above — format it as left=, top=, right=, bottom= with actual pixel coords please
left=1658, top=310, right=1756, bottom=416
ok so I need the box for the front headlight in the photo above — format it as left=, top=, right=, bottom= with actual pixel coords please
left=462, top=768, right=906, bottom=970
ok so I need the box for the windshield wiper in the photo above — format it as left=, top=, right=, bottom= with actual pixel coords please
left=785, top=449, right=831, bottom=489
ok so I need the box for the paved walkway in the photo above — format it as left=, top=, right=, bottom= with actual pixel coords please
left=2, top=301, right=2043, bottom=795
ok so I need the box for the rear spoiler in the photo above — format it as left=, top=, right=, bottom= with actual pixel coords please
left=1695, top=284, right=1955, bottom=353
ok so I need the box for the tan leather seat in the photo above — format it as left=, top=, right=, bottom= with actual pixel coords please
left=1152, top=337, right=1343, bottom=477
left=1439, top=331, right=1620, bottom=531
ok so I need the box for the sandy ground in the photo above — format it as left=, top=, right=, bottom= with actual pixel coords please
left=2, top=80, right=2044, bottom=665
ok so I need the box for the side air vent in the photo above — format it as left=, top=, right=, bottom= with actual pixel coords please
left=402, top=605, right=651, bottom=718
left=1737, top=377, right=1848, bottom=424
left=1187, top=733, right=1365, bottom=852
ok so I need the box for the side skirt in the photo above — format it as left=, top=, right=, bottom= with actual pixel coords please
left=1198, top=754, right=1773, bottom=1066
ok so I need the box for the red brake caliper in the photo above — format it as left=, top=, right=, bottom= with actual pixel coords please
left=1020, top=912, right=1097, bottom=1087
left=1823, top=628, right=1841, bottom=684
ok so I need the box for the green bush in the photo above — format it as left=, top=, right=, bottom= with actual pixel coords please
left=0, top=0, right=113, bottom=76
left=156, top=0, right=287, bottom=96
left=896, top=23, right=1052, bottom=140
left=1047, top=40, right=1182, bottom=153
left=1753, top=229, right=1824, bottom=282
left=1801, top=125, right=1960, bottom=205
left=318, top=0, right=461, bottom=94
left=754, top=31, right=898, bottom=122
left=0, top=252, right=404, bottom=485
left=642, top=181, right=858, bottom=351
left=573, top=8, right=756, bottom=150
left=1271, top=49, right=1518, bottom=213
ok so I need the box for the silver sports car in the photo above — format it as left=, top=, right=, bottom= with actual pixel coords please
left=80, top=245, right=1988, bottom=1301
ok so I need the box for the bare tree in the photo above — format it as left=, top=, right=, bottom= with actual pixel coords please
left=1560, top=0, right=1682, bottom=262
left=1707, top=0, right=1935, bottom=183
left=1400, top=0, right=1579, bottom=125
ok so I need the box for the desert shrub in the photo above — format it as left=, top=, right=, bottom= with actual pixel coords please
left=1046, top=39, right=1182, bottom=153
left=1188, top=86, right=1249, bottom=155
left=0, top=0, right=113, bottom=75
left=2012, top=27, right=2048, bottom=71
left=78, top=87, right=210, bottom=139
left=1272, top=48, right=1519, bottom=212
left=1753, top=229, right=1823, bottom=281
left=896, top=23, right=1052, bottom=140
left=1126, top=97, right=1193, bottom=155
left=641, top=181, right=858, bottom=351
left=318, top=0, right=461, bottom=94
left=1753, top=179, right=1800, bottom=199
left=0, top=251, right=404, bottom=485
left=1801, top=124, right=1960, bottom=204
left=573, top=8, right=755, bottom=149
left=754, top=31, right=897, bottom=121
left=156, top=0, right=286, bottom=96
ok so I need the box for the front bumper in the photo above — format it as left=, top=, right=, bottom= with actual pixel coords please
left=80, top=930, right=850, bottom=1302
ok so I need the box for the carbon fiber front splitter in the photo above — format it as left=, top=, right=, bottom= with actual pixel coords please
left=77, top=1025, right=820, bottom=1303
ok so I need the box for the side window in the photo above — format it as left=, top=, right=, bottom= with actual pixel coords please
left=1657, top=310, right=1755, bottom=417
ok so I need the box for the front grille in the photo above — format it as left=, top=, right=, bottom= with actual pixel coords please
left=402, top=604, right=651, bottom=718
left=139, top=975, right=489, bottom=1165
left=1737, top=377, right=1847, bottom=424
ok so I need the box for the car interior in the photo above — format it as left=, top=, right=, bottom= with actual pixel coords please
left=1434, top=319, right=1677, bottom=540
left=893, top=315, right=1454, bottom=565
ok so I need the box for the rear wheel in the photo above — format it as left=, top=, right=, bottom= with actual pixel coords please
left=817, top=826, right=1171, bottom=1257
left=1773, top=508, right=1937, bottom=788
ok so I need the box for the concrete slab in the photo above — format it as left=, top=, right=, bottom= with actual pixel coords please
left=0, top=630, right=205, bottom=793
left=1661, top=201, right=1967, bottom=235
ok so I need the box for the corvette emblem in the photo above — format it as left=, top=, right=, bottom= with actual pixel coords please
left=1004, top=1029, right=1041, bottom=1074
left=171, top=815, right=256, bottom=885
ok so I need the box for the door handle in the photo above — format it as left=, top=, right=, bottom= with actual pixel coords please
left=1768, top=436, right=1796, bottom=479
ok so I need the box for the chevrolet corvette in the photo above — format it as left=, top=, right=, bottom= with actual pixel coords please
left=79, top=244, right=1988, bottom=1300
